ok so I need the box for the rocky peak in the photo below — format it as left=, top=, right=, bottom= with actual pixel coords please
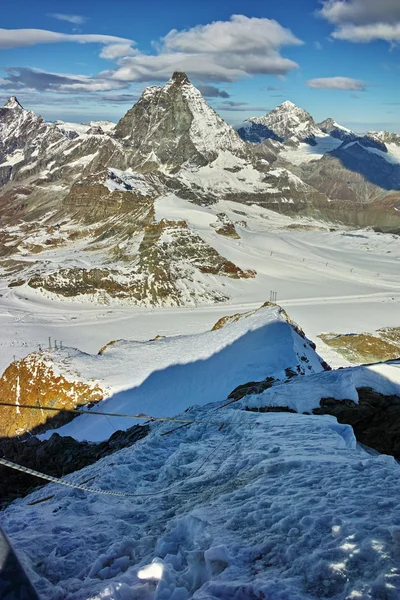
left=318, top=118, right=336, bottom=132
left=318, top=117, right=355, bottom=142
left=246, top=100, right=318, bottom=146
left=369, top=130, right=400, bottom=146
left=4, top=96, right=24, bottom=110
left=113, top=73, right=244, bottom=171
left=168, top=71, right=191, bottom=86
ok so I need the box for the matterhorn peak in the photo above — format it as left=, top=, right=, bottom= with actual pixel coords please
left=169, top=71, right=191, bottom=86
left=114, top=72, right=244, bottom=170
left=4, top=96, right=24, bottom=110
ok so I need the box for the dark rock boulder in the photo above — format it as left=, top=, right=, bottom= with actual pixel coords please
left=313, top=387, right=400, bottom=458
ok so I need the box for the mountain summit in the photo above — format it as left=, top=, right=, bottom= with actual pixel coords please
left=3, top=96, right=24, bottom=110
left=114, top=71, right=245, bottom=171
left=248, top=100, right=319, bottom=146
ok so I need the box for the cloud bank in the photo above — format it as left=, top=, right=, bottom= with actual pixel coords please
left=318, top=0, right=400, bottom=43
left=306, top=76, right=366, bottom=91
left=109, top=15, right=303, bottom=83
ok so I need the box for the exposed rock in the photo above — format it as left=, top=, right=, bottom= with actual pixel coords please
left=0, top=354, right=104, bottom=438
left=213, top=213, right=240, bottom=239
left=317, top=118, right=356, bottom=142
left=114, top=71, right=245, bottom=171
left=319, top=331, right=400, bottom=364
left=27, top=218, right=254, bottom=305
left=313, top=387, right=400, bottom=458
left=228, top=377, right=276, bottom=401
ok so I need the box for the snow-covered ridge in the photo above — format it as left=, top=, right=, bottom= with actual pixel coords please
left=53, top=119, right=116, bottom=137
left=169, top=73, right=245, bottom=157
left=35, top=303, right=326, bottom=442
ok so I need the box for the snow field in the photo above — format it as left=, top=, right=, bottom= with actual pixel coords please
left=0, top=197, right=399, bottom=372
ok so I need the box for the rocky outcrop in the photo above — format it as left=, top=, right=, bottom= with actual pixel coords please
left=313, top=387, right=400, bottom=458
left=319, top=330, right=400, bottom=365
left=213, top=213, right=241, bottom=238
left=27, top=218, right=254, bottom=305
left=0, top=354, right=104, bottom=438
left=317, top=118, right=356, bottom=142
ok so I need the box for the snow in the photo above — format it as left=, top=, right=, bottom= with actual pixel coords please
left=177, top=151, right=273, bottom=195
left=171, top=76, right=245, bottom=157
left=105, top=168, right=158, bottom=196
left=332, top=120, right=352, bottom=133
left=0, top=149, right=24, bottom=166
left=37, top=304, right=325, bottom=442
left=249, top=101, right=320, bottom=142
left=2, top=404, right=400, bottom=599
left=244, top=360, right=400, bottom=414
left=1, top=197, right=399, bottom=374
left=54, top=120, right=116, bottom=136
left=280, top=135, right=342, bottom=164
left=68, top=152, right=99, bottom=167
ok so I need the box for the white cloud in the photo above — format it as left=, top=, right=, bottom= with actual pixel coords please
left=163, top=15, right=301, bottom=53
left=332, top=23, right=400, bottom=43
left=0, top=28, right=134, bottom=49
left=100, top=43, right=138, bottom=60
left=109, top=15, right=303, bottom=83
left=306, top=76, right=366, bottom=90
left=48, top=13, right=87, bottom=25
left=318, top=0, right=400, bottom=43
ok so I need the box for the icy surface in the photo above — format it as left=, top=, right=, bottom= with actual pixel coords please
left=2, top=406, right=400, bottom=599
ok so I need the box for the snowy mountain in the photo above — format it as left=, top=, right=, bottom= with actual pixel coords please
left=0, top=76, right=400, bottom=309
left=114, top=71, right=246, bottom=171
left=54, top=119, right=116, bottom=138
left=369, top=130, right=400, bottom=147
left=0, top=96, right=69, bottom=186
left=317, top=117, right=356, bottom=142
left=238, top=100, right=321, bottom=146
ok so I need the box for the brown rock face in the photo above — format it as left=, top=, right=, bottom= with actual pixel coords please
left=0, top=354, right=104, bottom=438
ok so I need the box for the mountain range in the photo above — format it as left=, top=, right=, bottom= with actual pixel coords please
left=0, top=71, right=399, bottom=307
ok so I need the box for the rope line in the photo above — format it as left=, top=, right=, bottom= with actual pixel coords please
left=0, top=417, right=239, bottom=499
left=0, top=457, right=140, bottom=497
left=0, top=401, right=248, bottom=427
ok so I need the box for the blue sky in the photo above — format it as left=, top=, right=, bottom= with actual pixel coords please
left=0, top=0, right=399, bottom=132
